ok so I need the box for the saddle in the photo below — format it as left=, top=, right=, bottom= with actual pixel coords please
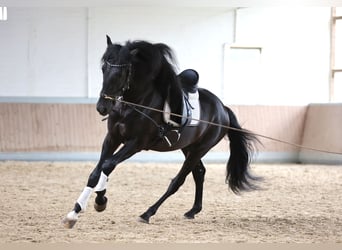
left=163, top=69, right=200, bottom=128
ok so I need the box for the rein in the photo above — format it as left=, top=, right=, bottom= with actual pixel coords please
left=102, top=95, right=342, bottom=155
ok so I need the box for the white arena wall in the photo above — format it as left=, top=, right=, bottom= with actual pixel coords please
left=0, top=6, right=235, bottom=99
left=0, top=6, right=332, bottom=103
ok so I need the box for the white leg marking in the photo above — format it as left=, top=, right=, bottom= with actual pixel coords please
left=94, top=171, right=108, bottom=192
left=62, top=210, right=79, bottom=229
left=66, top=210, right=78, bottom=220
left=76, top=186, right=93, bottom=212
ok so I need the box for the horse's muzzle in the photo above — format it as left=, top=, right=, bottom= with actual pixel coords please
left=96, top=103, right=108, bottom=116
left=96, top=96, right=110, bottom=116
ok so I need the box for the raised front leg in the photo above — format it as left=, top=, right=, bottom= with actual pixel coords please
left=62, top=133, right=120, bottom=228
left=77, top=134, right=120, bottom=212
left=93, top=139, right=142, bottom=213
left=90, top=134, right=122, bottom=213
left=62, top=137, right=140, bottom=229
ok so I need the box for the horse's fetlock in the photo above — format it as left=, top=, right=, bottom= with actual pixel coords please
left=95, top=189, right=106, bottom=197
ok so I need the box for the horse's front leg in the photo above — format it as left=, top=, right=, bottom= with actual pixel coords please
left=92, top=139, right=141, bottom=214
left=88, top=134, right=123, bottom=213
left=62, top=133, right=120, bottom=228
left=62, top=139, right=140, bottom=228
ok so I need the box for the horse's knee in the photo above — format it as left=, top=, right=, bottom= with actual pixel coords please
left=87, top=171, right=101, bottom=188
left=102, top=159, right=117, bottom=176
left=87, top=163, right=109, bottom=187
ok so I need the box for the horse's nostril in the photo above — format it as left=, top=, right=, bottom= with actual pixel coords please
left=96, top=105, right=107, bottom=116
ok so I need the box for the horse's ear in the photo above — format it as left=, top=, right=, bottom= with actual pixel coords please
left=106, top=35, right=112, bottom=46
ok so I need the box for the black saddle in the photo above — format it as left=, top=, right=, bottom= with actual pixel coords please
left=178, top=69, right=199, bottom=94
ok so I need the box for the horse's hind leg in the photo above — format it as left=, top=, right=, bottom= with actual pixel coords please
left=139, top=148, right=210, bottom=223
left=139, top=160, right=195, bottom=224
left=184, top=160, right=206, bottom=219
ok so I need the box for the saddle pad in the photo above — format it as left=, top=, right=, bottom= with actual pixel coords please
left=163, top=91, right=200, bottom=127
left=188, top=91, right=200, bottom=126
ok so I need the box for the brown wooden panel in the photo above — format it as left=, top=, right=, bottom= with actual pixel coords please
left=0, top=103, right=106, bottom=152
left=301, top=104, right=342, bottom=152
left=212, top=105, right=307, bottom=152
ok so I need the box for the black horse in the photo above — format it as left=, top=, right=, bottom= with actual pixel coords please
left=63, top=36, right=259, bottom=228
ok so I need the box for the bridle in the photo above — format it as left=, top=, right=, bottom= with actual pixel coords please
left=104, top=61, right=132, bottom=94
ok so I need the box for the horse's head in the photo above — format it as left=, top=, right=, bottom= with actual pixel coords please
left=96, top=36, right=132, bottom=116
left=96, top=35, right=177, bottom=116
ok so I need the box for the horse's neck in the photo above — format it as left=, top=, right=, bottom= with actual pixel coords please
left=125, top=86, right=163, bottom=108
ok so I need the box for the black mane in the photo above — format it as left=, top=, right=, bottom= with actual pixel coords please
left=126, top=41, right=183, bottom=117
left=126, top=40, right=178, bottom=69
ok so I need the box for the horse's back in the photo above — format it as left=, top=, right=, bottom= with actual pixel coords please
left=198, top=88, right=229, bottom=120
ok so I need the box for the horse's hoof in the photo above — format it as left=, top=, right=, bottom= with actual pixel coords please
left=62, top=217, right=77, bottom=229
left=94, top=202, right=107, bottom=212
left=138, top=215, right=150, bottom=224
left=62, top=211, right=78, bottom=229
left=94, top=196, right=107, bottom=212
left=184, top=213, right=195, bottom=219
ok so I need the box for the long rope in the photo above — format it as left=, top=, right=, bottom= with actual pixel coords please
left=104, top=96, right=342, bottom=155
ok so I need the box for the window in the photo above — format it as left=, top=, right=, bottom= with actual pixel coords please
left=0, top=7, right=7, bottom=21
left=330, top=7, right=342, bottom=102
left=225, top=7, right=330, bottom=105
left=223, top=44, right=263, bottom=104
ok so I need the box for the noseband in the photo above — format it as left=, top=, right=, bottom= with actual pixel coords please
left=105, top=61, right=132, bottom=94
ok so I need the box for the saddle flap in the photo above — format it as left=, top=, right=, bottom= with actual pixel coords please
left=163, top=91, right=200, bottom=127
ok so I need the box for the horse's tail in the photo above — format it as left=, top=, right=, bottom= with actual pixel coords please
left=225, top=106, right=260, bottom=194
